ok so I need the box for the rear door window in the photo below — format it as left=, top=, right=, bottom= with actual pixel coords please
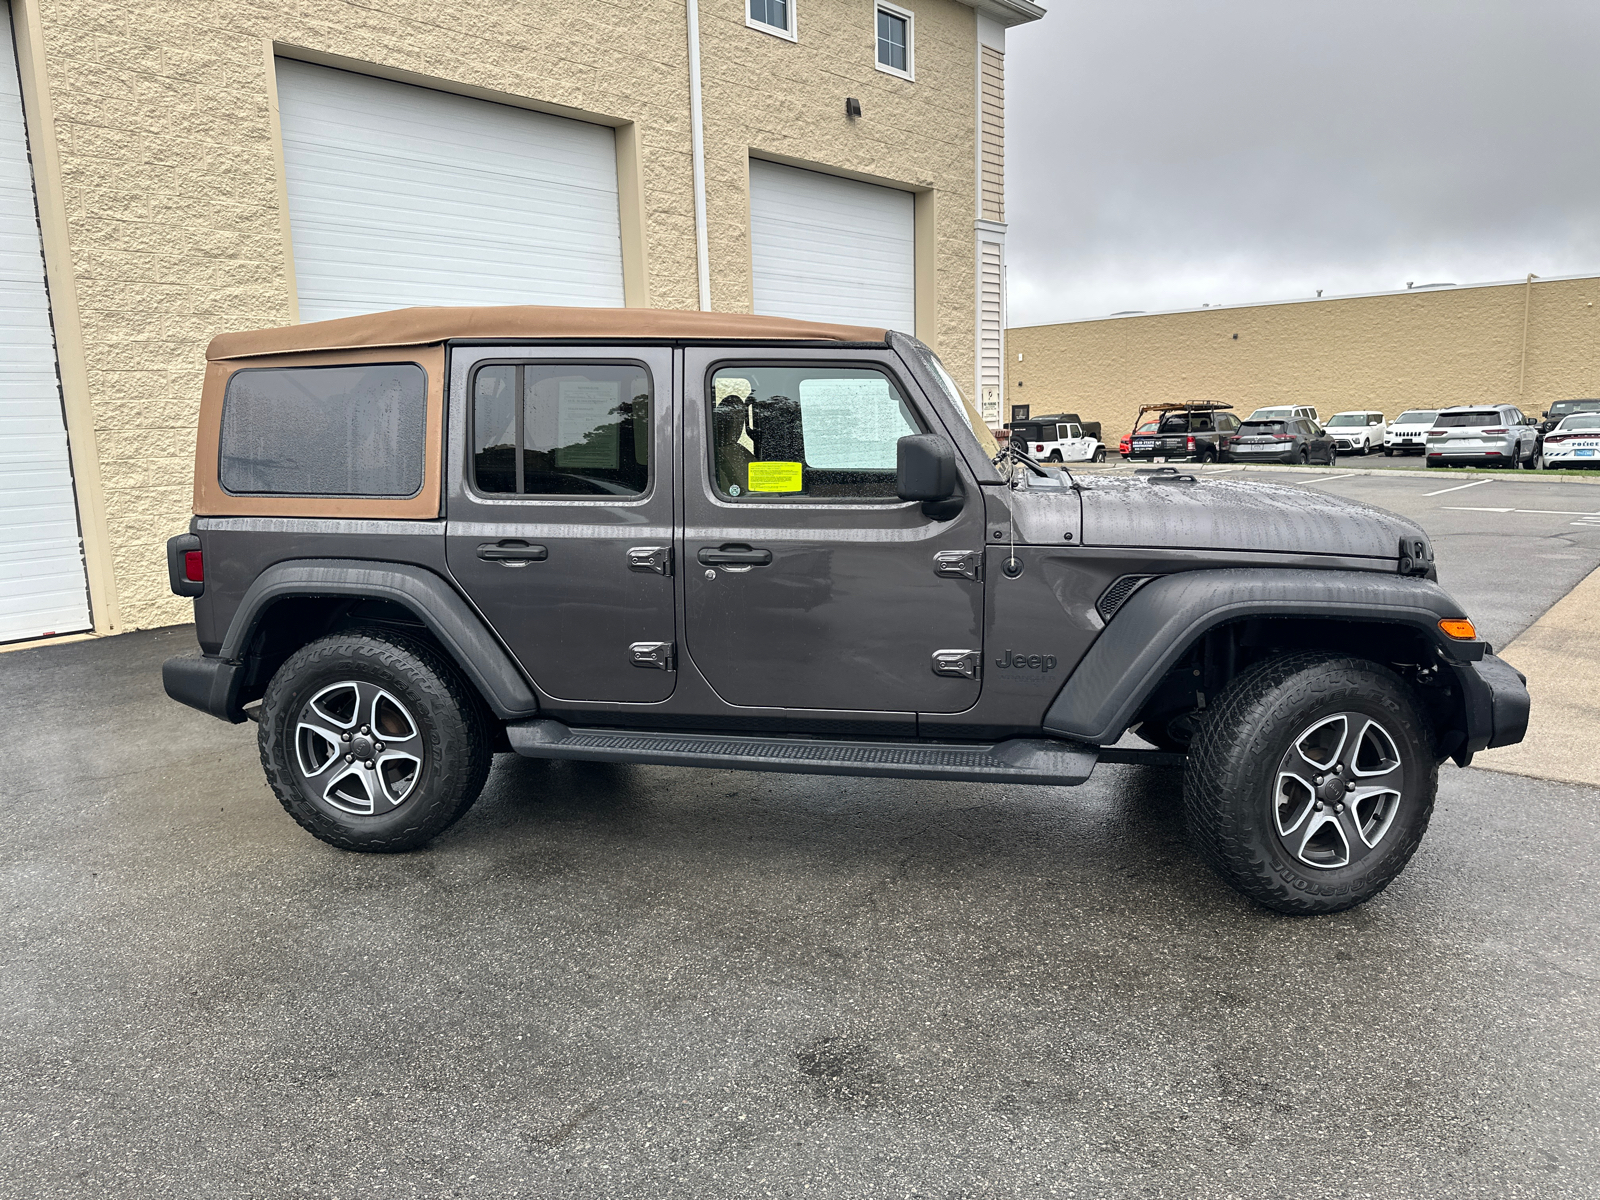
left=708, top=363, right=921, bottom=500
left=471, top=362, right=651, bottom=497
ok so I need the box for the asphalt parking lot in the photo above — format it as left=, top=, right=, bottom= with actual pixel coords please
left=3, top=472, right=1598, bottom=1199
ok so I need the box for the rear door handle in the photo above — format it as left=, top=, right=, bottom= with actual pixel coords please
left=697, top=544, right=773, bottom=566
left=477, top=540, right=548, bottom=564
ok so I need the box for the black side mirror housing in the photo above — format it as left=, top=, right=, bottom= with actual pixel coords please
left=897, top=434, right=961, bottom=519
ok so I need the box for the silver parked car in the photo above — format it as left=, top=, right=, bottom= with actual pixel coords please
left=1424, top=404, right=1539, bottom=468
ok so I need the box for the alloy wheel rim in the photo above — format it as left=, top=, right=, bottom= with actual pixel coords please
left=294, top=680, right=424, bottom=815
left=1272, top=712, right=1405, bottom=870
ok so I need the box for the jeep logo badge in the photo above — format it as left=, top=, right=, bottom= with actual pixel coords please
left=995, top=649, right=1057, bottom=672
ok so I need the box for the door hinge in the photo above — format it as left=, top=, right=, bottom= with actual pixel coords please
left=931, top=649, right=981, bottom=680
left=934, top=550, right=982, bottom=581
left=628, top=545, right=673, bottom=575
left=630, top=641, right=676, bottom=670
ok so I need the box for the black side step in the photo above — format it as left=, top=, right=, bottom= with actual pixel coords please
left=505, top=719, right=1099, bottom=786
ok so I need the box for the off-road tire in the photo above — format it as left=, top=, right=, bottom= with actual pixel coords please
left=1093, top=447, right=1106, bottom=462
left=259, top=628, right=493, bottom=852
left=1183, top=652, right=1436, bottom=915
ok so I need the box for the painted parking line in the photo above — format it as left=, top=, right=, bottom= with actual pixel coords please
left=1442, top=505, right=1600, bottom=517
left=1424, top=478, right=1494, bottom=497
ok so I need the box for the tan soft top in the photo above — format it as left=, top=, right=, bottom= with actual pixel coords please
left=206, top=305, right=889, bottom=361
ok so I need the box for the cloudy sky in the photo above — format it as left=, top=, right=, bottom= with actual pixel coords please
left=1005, top=0, right=1600, bottom=327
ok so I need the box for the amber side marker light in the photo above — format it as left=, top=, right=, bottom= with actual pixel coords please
left=1438, top=618, right=1477, bottom=640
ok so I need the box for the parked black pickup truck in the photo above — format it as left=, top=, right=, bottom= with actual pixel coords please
left=1124, top=402, right=1241, bottom=464
left=162, top=306, right=1529, bottom=915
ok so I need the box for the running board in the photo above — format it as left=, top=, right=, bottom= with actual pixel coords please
left=505, top=719, right=1099, bottom=786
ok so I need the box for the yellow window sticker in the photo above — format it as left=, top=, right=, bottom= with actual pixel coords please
left=745, top=461, right=803, bottom=492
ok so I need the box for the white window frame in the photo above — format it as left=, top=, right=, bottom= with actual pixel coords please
left=874, top=1, right=915, bottom=81
left=747, top=0, right=798, bottom=42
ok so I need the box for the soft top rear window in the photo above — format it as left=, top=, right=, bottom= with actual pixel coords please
left=219, top=363, right=426, bottom=497
left=1435, top=410, right=1502, bottom=428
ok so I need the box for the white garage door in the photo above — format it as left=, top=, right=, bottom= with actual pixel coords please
left=0, top=6, right=90, bottom=645
left=276, top=60, right=626, bottom=323
left=749, top=159, right=916, bottom=333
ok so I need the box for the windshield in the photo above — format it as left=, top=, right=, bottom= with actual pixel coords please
left=1559, top=414, right=1600, bottom=431
left=1395, top=410, right=1437, bottom=424
left=1326, top=414, right=1366, bottom=427
left=904, top=340, right=1000, bottom=458
left=1550, top=399, right=1600, bottom=417
left=1435, top=411, right=1501, bottom=428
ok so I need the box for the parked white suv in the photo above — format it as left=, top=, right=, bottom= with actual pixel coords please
left=1325, top=410, right=1386, bottom=455
left=1385, top=409, right=1438, bottom=456
left=1245, top=405, right=1321, bottom=427
left=1425, top=405, right=1540, bottom=469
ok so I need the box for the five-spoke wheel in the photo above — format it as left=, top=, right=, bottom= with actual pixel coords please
left=1184, top=652, right=1437, bottom=914
left=258, top=628, right=492, bottom=852
left=1272, top=713, right=1405, bottom=870
left=295, top=681, right=425, bottom=816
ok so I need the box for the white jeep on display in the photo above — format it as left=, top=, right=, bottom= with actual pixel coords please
left=1011, top=418, right=1106, bottom=464
left=1325, top=411, right=1387, bottom=455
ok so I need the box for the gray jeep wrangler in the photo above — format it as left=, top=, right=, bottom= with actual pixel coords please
left=163, top=305, right=1529, bottom=914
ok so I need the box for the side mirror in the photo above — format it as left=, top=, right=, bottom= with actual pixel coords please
left=897, top=434, right=961, bottom=518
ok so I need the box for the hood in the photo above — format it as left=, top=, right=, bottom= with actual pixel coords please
left=1075, top=473, right=1423, bottom=560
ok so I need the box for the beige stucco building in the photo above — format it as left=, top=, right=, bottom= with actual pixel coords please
left=0, top=0, right=1041, bottom=644
left=1007, top=273, right=1600, bottom=443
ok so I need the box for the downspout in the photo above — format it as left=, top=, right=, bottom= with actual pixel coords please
left=1518, top=272, right=1537, bottom=399
left=686, top=0, right=711, bottom=310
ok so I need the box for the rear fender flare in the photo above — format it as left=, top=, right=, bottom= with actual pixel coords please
left=1042, top=568, right=1483, bottom=746
left=220, top=558, right=539, bottom=719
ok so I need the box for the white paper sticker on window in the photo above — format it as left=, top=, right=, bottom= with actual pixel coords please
left=797, top=376, right=916, bottom=469
left=556, top=379, right=621, bottom=468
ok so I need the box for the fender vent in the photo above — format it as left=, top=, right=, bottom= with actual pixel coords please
left=1097, top=574, right=1159, bottom=623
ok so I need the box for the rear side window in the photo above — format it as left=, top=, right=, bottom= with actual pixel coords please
left=708, top=363, right=921, bottom=501
left=471, top=363, right=651, bottom=497
left=219, top=363, right=426, bottom=496
left=1435, top=410, right=1502, bottom=428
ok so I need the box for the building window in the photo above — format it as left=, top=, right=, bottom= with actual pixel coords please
left=875, top=4, right=913, bottom=79
left=748, top=0, right=797, bottom=41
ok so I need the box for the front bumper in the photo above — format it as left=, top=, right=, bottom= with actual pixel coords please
left=163, top=653, right=247, bottom=724
left=1452, top=652, right=1530, bottom=764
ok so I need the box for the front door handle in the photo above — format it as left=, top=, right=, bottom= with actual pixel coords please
left=697, top=544, right=773, bottom=567
left=477, top=540, right=548, bottom=564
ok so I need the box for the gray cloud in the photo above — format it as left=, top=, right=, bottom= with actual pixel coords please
left=1006, top=0, right=1600, bottom=326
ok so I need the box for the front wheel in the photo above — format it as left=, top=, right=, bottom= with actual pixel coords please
left=258, top=628, right=493, bottom=852
left=1383, top=447, right=1394, bottom=457
left=1092, top=447, right=1106, bottom=462
left=1183, top=652, right=1436, bottom=914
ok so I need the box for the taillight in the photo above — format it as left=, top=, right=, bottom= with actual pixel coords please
left=1545, top=434, right=1569, bottom=443
left=1273, top=434, right=1295, bottom=441
left=1428, top=431, right=1446, bottom=437
left=1036, top=444, right=1045, bottom=453
left=1482, top=427, right=1507, bottom=434
left=184, top=550, right=204, bottom=582
left=1186, top=435, right=1196, bottom=449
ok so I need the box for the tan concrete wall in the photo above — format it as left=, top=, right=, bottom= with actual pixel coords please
left=1007, top=276, right=1600, bottom=442
left=22, top=0, right=980, bottom=631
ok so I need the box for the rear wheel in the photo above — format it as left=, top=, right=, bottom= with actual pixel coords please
left=1297, top=447, right=1310, bottom=465
left=1184, top=653, right=1436, bottom=914
left=258, top=628, right=492, bottom=852
left=1047, top=451, right=1063, bottom=463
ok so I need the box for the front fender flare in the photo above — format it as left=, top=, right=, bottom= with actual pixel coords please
left=219, top=558, right=539, bottom=719
left=1042, top=568, right=1483, bottom=746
